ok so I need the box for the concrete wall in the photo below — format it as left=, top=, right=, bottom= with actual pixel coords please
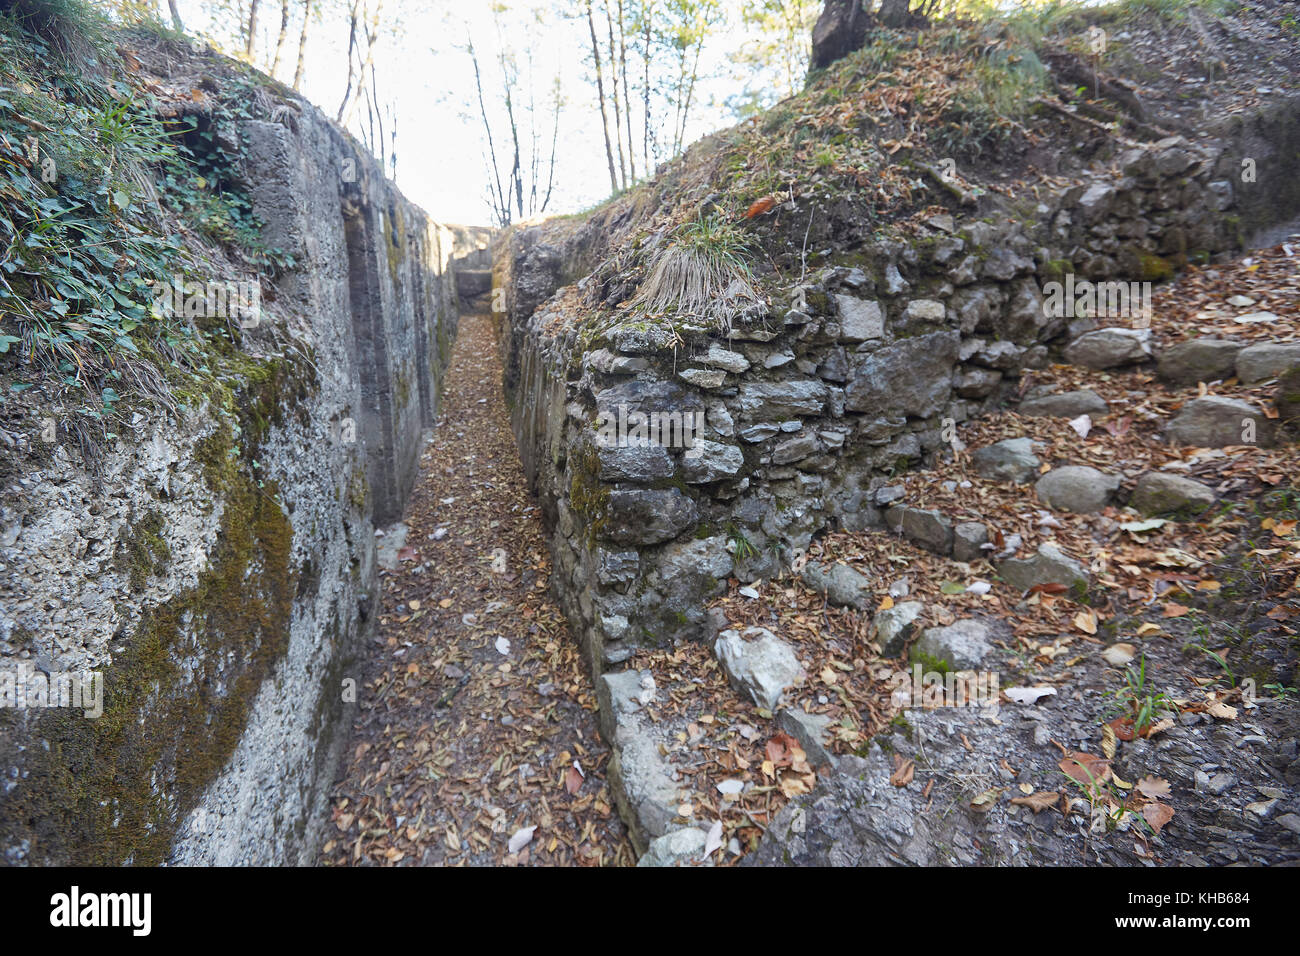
left=0, top=73, right=466, bottom=864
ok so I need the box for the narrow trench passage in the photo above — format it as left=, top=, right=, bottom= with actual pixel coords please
left=321, top=314, right=633, bottom=866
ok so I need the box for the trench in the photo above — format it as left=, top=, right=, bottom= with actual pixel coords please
left=320, top=314, right=633, bottom=866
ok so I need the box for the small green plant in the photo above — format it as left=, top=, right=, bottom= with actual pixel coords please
left=726, top=523, right=758, bottom=562
left=1109, top=654, right=1178, bottom=731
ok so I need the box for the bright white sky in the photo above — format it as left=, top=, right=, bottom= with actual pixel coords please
left=171, top=0, right=790, bottom=227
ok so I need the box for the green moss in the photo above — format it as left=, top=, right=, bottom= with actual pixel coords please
left=10, top=420, right=295, bottom=865
left=1041, top=258, right=1073, bottom=284
left=569, top=442, right=610, bottom=545
left=911, top=650, right=953, bottom=675
left=1137, top=252, right=1174, bottom=282
left=118, top=509, right=172, bottom=592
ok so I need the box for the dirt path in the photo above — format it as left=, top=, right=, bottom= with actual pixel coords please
left=321, top=314, right=632, bottom=867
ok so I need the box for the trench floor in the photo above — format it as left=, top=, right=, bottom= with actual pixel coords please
left=321, top=314, right=633, bottom=866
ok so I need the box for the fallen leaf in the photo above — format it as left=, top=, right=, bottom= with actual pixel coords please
left=564, top=765, right=584, bottom=795
left=1101, top=643, right=1136, bottom=666
left=890, top=755, right=915, bottom=787
left=1141, top=802, right=1175, bottom=834
left=1010, top=791, right=1059, bottom=814
left=1207, top=700, right=1238, bottom=721
left=507, top=825, right=536, bottom=854
left=1136, top=776, right=1171, bottom=800
left=1004, top=686, right=1057, bottom=705
left=702, top=819, right=724, bottom=859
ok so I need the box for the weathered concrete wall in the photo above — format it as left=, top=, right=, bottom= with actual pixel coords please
left=0, top=68, right=468, bottom=864
left=496, top=95, right=1300, bottom=683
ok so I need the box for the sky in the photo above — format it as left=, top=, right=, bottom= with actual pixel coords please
left=170, top=0, right=798, bottom=227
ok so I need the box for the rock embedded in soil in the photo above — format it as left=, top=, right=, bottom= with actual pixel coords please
left=1035, top=465, right=1121, bottom=513
left=972, top=437, right=1041, bottom=483
left=953, top=522, right=990, bottom=562
left=714, top=626, right=805, bottom=711
left=637, top=828, right=709, bottom=868
left=998, top=542, right=1090, bottom=593
left=912, top=619, right=993, bottom=671
left=1156, top=338, right=1242, bottom=385
left=1063, top=327, right=1153, bottom=368
left=1236, top=342, right=1300, bottom=385
left=800, top=560, right=872, bottom=610
left=886, top=505, right=954, bottom=555
left=777, top=709, right=837, bottom=771
left=871, top=600, right=924, bottom=657
left=1017, top=388, right=1109, bottom=418
left=1164, top=396, right=1275, bottom=448
left=1130, top=472, right=1216, bottom=516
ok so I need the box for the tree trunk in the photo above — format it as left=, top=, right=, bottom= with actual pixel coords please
left=642, top=3, right=652, bottom=175
left=271, top=0, right=290, bottom=76
left=166, top=0, right=183, bottom=32
left=617, top=0, right=635, bottom=183
left=245, top=0, right=260, bottom=60
left=604, top=1, right=626, bottom=189
left=336, top=0, right=359, bottom=121
left=468, top=34, right=509, bottom=226
left=293, top=0, right=312, bottom=90
left=585, top=0, right=619, bottom=195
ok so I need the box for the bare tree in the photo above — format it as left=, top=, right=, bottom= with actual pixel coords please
left=245, top=0, right=260, bottom=59
left=293, top=0, right=313, bottom=90
left=618, top=0, right=635, bottom=183
left=584, top=0, right=619, bottom=195
left=270, top=0, right=291, bottom=76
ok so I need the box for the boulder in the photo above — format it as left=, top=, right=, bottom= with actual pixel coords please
left=1130, top=472, right=1216, bottom=517
left=1035, top=465, right=1120, bottom=513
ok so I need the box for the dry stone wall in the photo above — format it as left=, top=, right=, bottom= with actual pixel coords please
left=497, top=95, right=1300, bottom=685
